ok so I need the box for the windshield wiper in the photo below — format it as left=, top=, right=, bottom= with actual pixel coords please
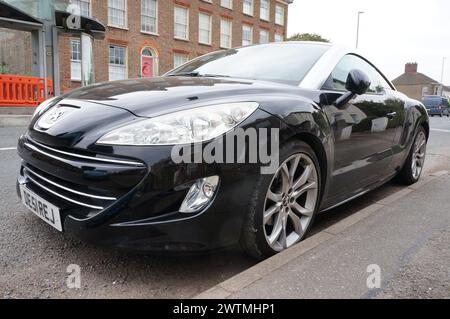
left=167, top=72, right=230, bottom=78
left=167, top=71, right=200, bottom=77
left=201, top=74, right=230, bottom=78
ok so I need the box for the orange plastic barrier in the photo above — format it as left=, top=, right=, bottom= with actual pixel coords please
left=0, top=75, right=53, bottom=107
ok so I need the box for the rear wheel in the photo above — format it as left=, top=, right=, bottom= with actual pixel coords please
left=240, top=141, right=321, bottom=259
left=397, top=127, right=427, bottom=185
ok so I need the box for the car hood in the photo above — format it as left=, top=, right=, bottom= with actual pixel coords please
left=61, top=76, right=297, bottom=117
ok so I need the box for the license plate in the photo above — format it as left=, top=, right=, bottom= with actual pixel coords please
left=20, top=184, right=63, bottom=232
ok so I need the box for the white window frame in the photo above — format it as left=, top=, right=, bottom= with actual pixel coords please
left=259, top=29, right=269, bottom=44
left=275, top=4, right=285, bottom=26
left=108, top=45, right=128, bottom=81
left=108, top=0, right=128, bottom=29
left=242, top=24, right=253, bottom=46
left=220, top=0, right=232, bottom=9
left=243, top=0, right=253, bottom=16
left=260, top=0, right=270, bottom=21
left=141, top=0, right=158, bottom=35
left=70, top=39, right=81, bottom=81
left=70, top=0, right=91, bottom=17
left=220, top=19, right=232, bottom=49
left=173, top=53, right=189, bottom=69
left=174, top=6, right=189, bottom=41
left=198, top=12, right=212, bottom=45
left=274, top=33, right=284, bottom=42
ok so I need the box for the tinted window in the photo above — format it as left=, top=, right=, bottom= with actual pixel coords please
left=323, top=54, right=392, bottom=94
left=423, top=96, right=446, bottom=107
left=166, top=43, right=329, bottom=85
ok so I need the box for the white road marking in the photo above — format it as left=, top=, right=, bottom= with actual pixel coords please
left=431, top=128, right=450, bottom=133
left=0, top=147, right=16, bottom=151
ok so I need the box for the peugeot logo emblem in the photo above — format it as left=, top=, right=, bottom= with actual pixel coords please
left=37, top=106, right=76, bottom=130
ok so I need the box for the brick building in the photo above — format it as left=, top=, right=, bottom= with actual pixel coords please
left=392, top=62, right=450, bottom=100
left=59, top=0, right=292, bottom=93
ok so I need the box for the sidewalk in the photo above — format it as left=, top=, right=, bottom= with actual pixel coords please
left=0, top=107, right=33, bottom=127
left=196, top=171, right=450, bottom=299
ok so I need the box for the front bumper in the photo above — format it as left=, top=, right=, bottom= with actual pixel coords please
left=17, top=109, right=279, bottom=252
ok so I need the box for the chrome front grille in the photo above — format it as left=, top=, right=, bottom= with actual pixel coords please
left=24, top=167, right=114, bottom=210
left=19, top=137, right=148, bottom=218
left=24, top=140, right=145, bottom=167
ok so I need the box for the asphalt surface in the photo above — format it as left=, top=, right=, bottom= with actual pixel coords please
left=0, top=117, right=449, bottom=299
left=225, top=174, right=450, bottom=299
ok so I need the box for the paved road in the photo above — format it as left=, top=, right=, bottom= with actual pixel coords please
left=0, top=117, right=449, bottom=298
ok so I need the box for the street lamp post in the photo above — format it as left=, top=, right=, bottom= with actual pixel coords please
left=356, top=11, right=364, bottom=49
left=440, top=57, right=447, bottom=96
left=441, top=57, right=447, bottom=83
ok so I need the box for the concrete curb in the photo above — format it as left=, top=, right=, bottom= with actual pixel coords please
left=0, top=115, right=31, bottom=128
left=194, top=171, right=449, bottom=299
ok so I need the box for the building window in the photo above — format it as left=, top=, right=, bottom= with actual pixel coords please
left=70, top=39, right=81, bottom=81
left=220, top=0, right=232, bottom=9
left=242, top=25, right=253, bottom=46
left=198, top=13, right=212, bottom=45
left=174, top=6, right=189, bottom=40
left=243, top=0, right=253, bottom=16
left=108, top=0, right=127, bottom=28
left=259, top=29, right=269, bottom=44
left=275, top=5, right=285, bottom=25
left=173, top=53, right=188, bottom=68
left=109, top=45, right=127, bottom=81
left=220, top=19, right=232, bottom=48
left=141, top=0, right=157, bottom=34
left=260, top=0, right=269, bottom=21
left=275, top=33, right=284, bottom=42
left=70, top=0, right=90, bottom=17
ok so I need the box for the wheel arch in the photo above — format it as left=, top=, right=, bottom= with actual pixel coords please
left=286, top=132, right=328, bottom=201
left=420, top=120, right=430, bottom=140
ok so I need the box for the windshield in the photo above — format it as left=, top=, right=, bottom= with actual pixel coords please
left=166, top=43, right=330, bottom=85
left=423, top=96, right=447, bottom=107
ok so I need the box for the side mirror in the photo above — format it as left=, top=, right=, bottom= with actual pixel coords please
left=335, top=69, right=371, bottom=108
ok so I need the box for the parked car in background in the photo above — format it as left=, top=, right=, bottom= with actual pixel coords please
left=422, top=95, right=449, bottom=117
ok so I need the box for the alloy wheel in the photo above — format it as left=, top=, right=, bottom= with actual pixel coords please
left=263, top=153, right=319, bottom=252
left=412, top=131, right=427, bottom=180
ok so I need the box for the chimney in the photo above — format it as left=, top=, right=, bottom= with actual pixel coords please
left=405, top=62, right=418, bottom=74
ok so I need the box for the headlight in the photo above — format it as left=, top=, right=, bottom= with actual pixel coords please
left=32, top=97, right=59, bottom=119
left=96, top=102, right=259, bottom=146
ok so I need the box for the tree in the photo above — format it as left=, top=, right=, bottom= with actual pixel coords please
left=287, top=33, right=330, bottom=43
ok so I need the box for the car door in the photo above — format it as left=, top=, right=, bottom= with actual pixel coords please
left=321, top=54, right=401, bottom=197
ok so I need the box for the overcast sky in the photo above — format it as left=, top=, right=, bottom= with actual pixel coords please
left=287, top=0, right=450, bottom=84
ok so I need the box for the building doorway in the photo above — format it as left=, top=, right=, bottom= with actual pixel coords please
left=141, top=47, right=158, bottom=78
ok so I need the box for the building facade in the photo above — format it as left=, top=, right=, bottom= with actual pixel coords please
left=59, top=0, right=291, bottom=93
left=393, top=62, right=450, bottom=100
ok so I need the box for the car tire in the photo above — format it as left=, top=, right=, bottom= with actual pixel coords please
left=397, top=126, right=427, bottom=185
left=240, top=141, right=321, bottom=260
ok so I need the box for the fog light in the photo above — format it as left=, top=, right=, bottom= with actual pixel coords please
left=179, top=176, right=219, bottom=213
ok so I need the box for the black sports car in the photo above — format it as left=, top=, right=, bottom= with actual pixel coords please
left=17, top=42, right=429, bottom=258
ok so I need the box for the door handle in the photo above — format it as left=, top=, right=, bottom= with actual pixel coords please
left=387, top=112, right=397, bottom=119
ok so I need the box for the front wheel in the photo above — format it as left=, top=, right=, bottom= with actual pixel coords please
left=397, top=127, right=427, bottom=185
left=240, top=141, right=321, bottom=259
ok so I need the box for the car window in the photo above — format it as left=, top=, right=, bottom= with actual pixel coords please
left=166, top=43, right=329, bottom=85
left=423, top=97, right=442, bottom=107
left=322, top=54, right=392, bottom=94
